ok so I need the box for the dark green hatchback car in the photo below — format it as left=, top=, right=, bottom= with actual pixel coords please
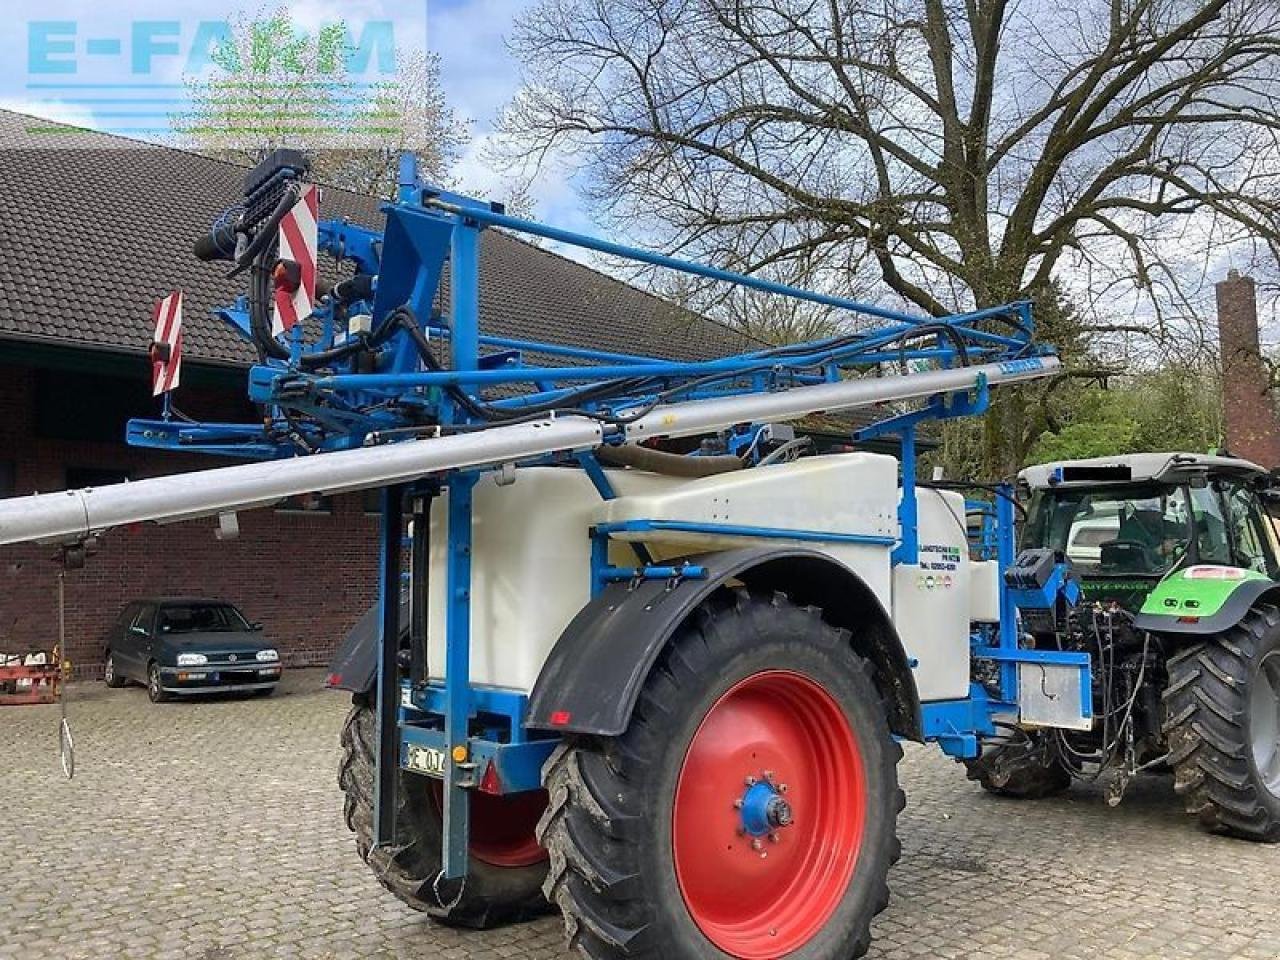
left=102, top=598, right=282, bottom=702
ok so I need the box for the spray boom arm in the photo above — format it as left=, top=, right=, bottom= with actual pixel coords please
left=0, top=356, right=1056, bottom=546
left=0, top=151, right=1061, bottom=547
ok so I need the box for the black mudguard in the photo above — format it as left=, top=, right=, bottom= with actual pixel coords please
left=526, top=546, right=921, bottom=739
left=325, top=600, right=409, bottom=692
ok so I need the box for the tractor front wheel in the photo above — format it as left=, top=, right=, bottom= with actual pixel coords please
left=538, top=588, right=903, bottom=960
left=1164, top=603, right=1280, bottom=842
left=338, top=694, right=551, bottom=926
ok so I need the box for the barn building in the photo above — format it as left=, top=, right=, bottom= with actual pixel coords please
left=0, top=110, right=761, bottom=674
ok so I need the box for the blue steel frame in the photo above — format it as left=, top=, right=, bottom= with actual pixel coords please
left=966, top=499, right=999, bottom=561
left=127, top=153, right=1046, bottom=461
left=126, top=157, right=1081, bottom=879
left=927, top=483, right=1092, bottom=758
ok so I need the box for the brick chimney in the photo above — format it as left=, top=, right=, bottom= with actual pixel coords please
left=1217, top=270, right=1280, bottom=467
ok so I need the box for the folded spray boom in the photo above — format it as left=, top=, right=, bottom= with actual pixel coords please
left=0, top=356, right=1056, bottom=547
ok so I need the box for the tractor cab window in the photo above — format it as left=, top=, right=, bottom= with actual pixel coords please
left=1189, top=485, right=1232, bottom=565
left=1024, top=485, right=1192, bottom=575
left=1220, top=482, right=1273, bottom=575
left=1262, top=492, right=1280, bottom=559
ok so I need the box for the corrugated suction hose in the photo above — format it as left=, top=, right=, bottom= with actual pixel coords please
left=596, top=445, right=744, bottom=477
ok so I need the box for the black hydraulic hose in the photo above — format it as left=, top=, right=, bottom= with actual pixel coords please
left=918, top=323, right=972, bottom=366
left=381, top=305, right=657, bottom=429
left=297, top=337, right=366, bottom=370
left=296, top=293, right=398, bottom=371
left=250, top=251, right=290, bottom=362
left=228, top=182, right=301, bottom=279
left=332, top=274, right=375, bottom=305
left=921, top=480, right=1028, bottom=518
left=193, top=223, right=240, bottom=263
left=379, top=304, right=987, bottom=432
left=389, top=307, right=497, bottom=420
left=191, top=184, right=301, bottom=361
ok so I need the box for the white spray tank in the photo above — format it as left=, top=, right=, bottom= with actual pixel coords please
left=892, top=487, right=973, bottom=702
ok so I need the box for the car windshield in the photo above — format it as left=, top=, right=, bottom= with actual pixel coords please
left=157, top=604, right=250, bottom=634
left=1023, top=484, right=1212, bottom=576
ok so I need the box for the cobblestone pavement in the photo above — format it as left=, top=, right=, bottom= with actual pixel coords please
left=4, top=669, right=1280, bottom=959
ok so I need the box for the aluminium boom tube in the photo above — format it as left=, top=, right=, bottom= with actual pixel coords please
left=0, top=355, right=1058, bottom=547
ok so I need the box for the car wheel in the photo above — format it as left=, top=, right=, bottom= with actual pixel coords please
left=147, top=662, right=171, bottom=703
left=103, top=652, right=126, bottom=689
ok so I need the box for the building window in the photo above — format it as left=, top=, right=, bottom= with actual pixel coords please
left=35, top=370, right=154, bottom=443
left=66, top=467, right=132, bottom=489
left=276, top=492, right=333, bottom=515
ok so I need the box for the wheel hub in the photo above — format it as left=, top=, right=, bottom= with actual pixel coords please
left=737, top=778, right=794, bottom=839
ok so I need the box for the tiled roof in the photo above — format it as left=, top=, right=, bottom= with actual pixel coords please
left=0, top=109, right=756, bottom=367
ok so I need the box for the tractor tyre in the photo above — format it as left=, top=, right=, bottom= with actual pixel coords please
left=338, top=694, right=551, bottom=927
left=537, top=588, right=903, bottom=960
left=1163, top=603, right=1280, bottom=842
left=964, top=733, right=1071, bottom=799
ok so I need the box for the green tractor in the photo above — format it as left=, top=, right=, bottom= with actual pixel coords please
left=966, top=453, right=1280, bottom=840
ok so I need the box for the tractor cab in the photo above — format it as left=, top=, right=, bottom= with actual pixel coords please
left=1018, top=453, right=1280, bottom=610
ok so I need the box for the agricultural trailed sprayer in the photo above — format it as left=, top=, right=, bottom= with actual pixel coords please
left=4, top=149, right=1253, bottom=960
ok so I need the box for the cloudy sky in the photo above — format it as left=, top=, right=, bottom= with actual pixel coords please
left=3, top=1, right=1268, bottom=341
left=0, top=0, right=596, bottom=234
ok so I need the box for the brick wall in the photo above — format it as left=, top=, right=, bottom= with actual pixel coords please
left=0, top=364, right=379, bottom=677
left=1217, top=270, right=1280, bottom=468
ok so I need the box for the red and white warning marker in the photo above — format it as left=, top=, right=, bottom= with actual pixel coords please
left=150, top=290, right=184, bottom=397
left=272, top=183, right=320, bottom=336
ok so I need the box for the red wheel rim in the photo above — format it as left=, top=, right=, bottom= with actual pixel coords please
left=428, top=784, right=548, bottom=868
left=673, top=670, right=865, bottom=958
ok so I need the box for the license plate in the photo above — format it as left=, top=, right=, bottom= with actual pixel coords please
left=406, top=744, right=447, bottom=777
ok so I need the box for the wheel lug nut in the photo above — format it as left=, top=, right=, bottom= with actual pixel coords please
left=745, top=776, right=757, bottom=786
left=750, top=838, right=763, bottom=851
left=768, top=832, right=779, bottom=843
left=732, top=799, right=743, bottom=809
left=778, top=783, right=788, bottom=793
left=763, top=770, right=775, bottom=782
